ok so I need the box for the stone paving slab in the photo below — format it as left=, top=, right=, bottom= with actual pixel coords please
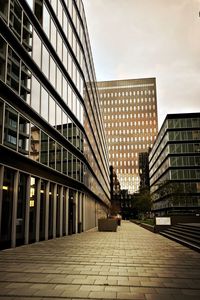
left=0, top=221, right=200, bottom=299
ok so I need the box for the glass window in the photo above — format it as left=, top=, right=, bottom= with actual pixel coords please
left=18, top=116, right=30, bottom=156
left=0, top=99, right=3, bottom=143
left=50, top=19, right=57, bottom=50
left=62, top=77, right=68, bottom=104
left=40, top=131, right=48, bottom=166
left=43, top=4, right=50, bottom=38
left=42, top=45, right=49, bottom=78
left=4, top=104, right=18, bottom=150
left=31, top=76, right=40, bottom=113
left=49, top=56, right=56, bottom=87
left=20, top=63, right=31, bottom=103
left=63, top=112, right=68, bottom=139
left=68, top=151, right=72, bottom=177
left=41, top=86, right=49, bottom=121
left=57, top=32, right=62, bottom=60
left=63, top=148, right=68, bottom=175
left=49, top=96, right=56, bottom=127
left=9, top=0, right=22, bottom=41
left=1, top=167, right=15, bottom=248
left=56, top=143, right=62, bottom=172
left=49, top=138, right=55, bottom=169
left=56, top=67, right=62, bottom=96
left=0, top=0, right=9, bottom=21
left=7, top=46, right=20, bottom=93
left=56, top=105, right=62, bottom=133
left=32, top=30, right=41, bottom=67
left=29, top=124, right=40, bottom=162
left=0, top=35, right=7, bottom=82
left=34, top=0, right=43, bottom=24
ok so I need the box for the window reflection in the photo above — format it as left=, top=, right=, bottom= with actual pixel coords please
left=4, top=105, right=18, bottom=150
left=31, top=76, right=40, bottom=113
left=43, top=4, right=50, bottom=38
left=7, top=46, right=20, bottom=93
left=49, top=96, right=56, bottom=126
left=41, top=131, right=48, bottom=166
left=63, top=148, right=68, bottom=175
left=42, top=45, right=49, bottom=78
left=56, top=143, right=62, bottom=172
left=18, top=116, right=30, bottom=155
left=50, top=56, right=56, bottom=87
left=56, top=105, right=62, bottom=133
left=49, top=138, right=55, bottom=169
left=32, top=30, right=41, bottom=67
left=22, top=13, right=32, bottom=54
left=30, top=124, right=40, bottom=162
left=20, top=63, right=31, bottom=103
left=41, top=87, right=49, bottom=121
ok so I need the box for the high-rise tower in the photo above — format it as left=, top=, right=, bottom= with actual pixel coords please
left=98, top=78, right=158, bottom=193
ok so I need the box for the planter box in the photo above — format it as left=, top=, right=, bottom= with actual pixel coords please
left=98, top=219, right=118, bottom=232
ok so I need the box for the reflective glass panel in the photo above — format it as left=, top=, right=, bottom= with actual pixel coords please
left=41, top=87, right=49, bottom=121
left=32, top=30, right=41, bottom=67
left=29, top=124, right=40, bottom=162
left=4, top=104, right=18, bottom=150
left=42, top=45, right=49, bottom=78
left=0, top=36, right=7, bottom=82
left=56, top=143, right=62, bottom=172
left=18, top=116, right=30, bottom=156
left=40, top=131, right=48, bottom=166
left=31, top=76, right=40, bottom=113
left=49, top=96, right=56, bottom=127
left=49, top=138, right=55, bottom=169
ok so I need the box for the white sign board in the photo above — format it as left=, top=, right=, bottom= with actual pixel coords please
left=156, top=217, right=171, bottom=225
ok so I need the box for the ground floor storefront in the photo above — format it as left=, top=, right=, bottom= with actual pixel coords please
left=0, top=164, right=107, bottom=250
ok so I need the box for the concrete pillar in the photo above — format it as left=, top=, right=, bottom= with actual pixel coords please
left=25, top=175, right=31, bottom=245
left=11, top=170, right=19, bottom=248
left=82, top=193, right=86, bottom=232
left=65, top=188, right=69, bottom=235
left=75, top=191, right=78, bottom=234
left=35, top=179, right=41, bottom=242
left=0, top=165, right=4, bottom=239
left=59, top=186, right=63, bottom=237
left=53, top=184, right=57, bottom=238
left=45, top=181, right=50, bottom=241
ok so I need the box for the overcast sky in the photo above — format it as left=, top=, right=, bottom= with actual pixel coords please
left=83, top=0, right=200, bottom=129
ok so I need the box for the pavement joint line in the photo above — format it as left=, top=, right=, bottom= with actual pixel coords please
left=1, top=272, right=200, bottom=280
left=1, top=260, right=200, bottom=270
left=0, top=281, right=200, bottom=290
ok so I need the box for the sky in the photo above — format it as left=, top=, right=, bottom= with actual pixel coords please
left=82, top=0, right=200, bottom=129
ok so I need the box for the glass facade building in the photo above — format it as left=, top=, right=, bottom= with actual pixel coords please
left=98, top=78, right=158, bottom=193
left=0, top=0, right=110, bottom=250
left=149, top=113, right=200, bottom=216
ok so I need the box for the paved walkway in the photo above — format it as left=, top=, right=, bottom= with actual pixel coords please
left=0, top=221, right=200, bottom=300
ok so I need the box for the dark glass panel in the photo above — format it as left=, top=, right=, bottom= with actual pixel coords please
left=49, top=138, right=55, bottom=169
left=18, top=116, right=29, bottom=156
left=40, top=179, right=46, bottom=241
left=4, top=104, right=18, bottom=150
left=0, top=167, right=14, bottom=250
left=0, top=35, right=7, bottom=81
left=16, top=172, right=27, bottom=246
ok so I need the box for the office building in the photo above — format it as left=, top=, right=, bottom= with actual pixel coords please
left=0, top=0, right=110, bottom=250
left=98, top=78, right=158, bottom=193
left=149, top=113, right=200, bottom=216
